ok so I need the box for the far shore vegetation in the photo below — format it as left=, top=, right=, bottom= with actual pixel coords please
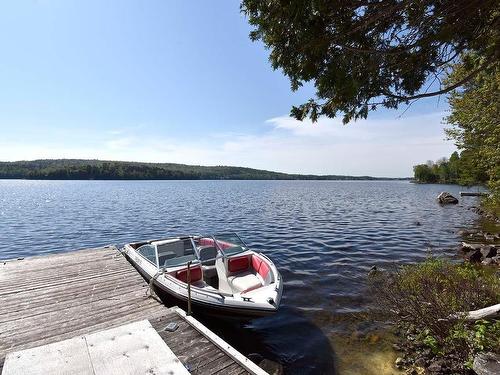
left=0, top=159, right=407, bottom=181
left=413, top=152, right=487, bottom=186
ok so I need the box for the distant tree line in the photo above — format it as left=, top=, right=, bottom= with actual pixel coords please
left=0, top=160, right=289, bottom=180
left=0, top=159, right=403, bottom=181
left=413, top=151, right=488, bottom=185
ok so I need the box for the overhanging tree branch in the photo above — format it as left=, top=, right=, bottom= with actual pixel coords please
left=383, top=58, right=497, bottom=101
left=242, top=0, right=500, bottom=122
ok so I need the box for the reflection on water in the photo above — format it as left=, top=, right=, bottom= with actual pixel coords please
left=198, top=307, right=336, bottom=374
left=0, top=180, right=482, bottom=374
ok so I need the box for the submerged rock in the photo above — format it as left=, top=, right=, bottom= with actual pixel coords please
left=248, top=353, right=283, bottom=375
left=470, top=206, right=485, bottom=215
left=457, top=229, right=479, bottom=236
left=437, top=192, right=458, bottom=204
left=259, top=359, right=284, bottom=375
left=248, top=353, right=264, bottom=363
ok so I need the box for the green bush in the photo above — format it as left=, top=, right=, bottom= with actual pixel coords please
left=369, top=258, right=500, bottom=369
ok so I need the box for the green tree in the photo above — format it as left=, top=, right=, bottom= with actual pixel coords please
left=446, top=58, right=499, bottom=204
left=437, top=160, right=450, bottom=183
left=242, top=0, right=500, bottom=123
left=448, top=151, right=460, bottom=182
left=413, top=164, right=437, bottom=183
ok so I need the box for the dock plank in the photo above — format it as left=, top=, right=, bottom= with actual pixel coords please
left=0, top=246, right=254, bottom=375
left=150, top=315, right=243, bottom=375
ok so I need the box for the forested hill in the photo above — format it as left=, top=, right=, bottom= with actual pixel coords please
left=0, top=159, right=402, bottom=180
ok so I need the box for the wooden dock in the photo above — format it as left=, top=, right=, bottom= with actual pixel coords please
left=0, top=246, right=263, bottom=374
left=460, top=191, right=488, bottom=197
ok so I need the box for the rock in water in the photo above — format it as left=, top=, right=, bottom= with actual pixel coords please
left=437, top=192, right=459, bottom=204
left=464, top=249, right=483, bottom=263
left=480, top=245, right=497, bottom=259
left=473, top=352, right=500, bottom=375
left=259, top=359, right=284, bottom=375
left=247, top=353, right=264, bottom=363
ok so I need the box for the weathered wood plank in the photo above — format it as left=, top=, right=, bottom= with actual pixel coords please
left=150, top=313, right=248, bottom=374
left=0, top=263, right=132, bottom=290
left=0, top=248, right=115, bottom=270
left=172, top=308, right=261, bottom=375
left=197, top=354, right=241, bottom=374
left=0, top=278, right=148, bottom=317
left=0, top=296, right=160, bottom=341
left=0, top=286, right=152, bottom=325
left=190, top=351, right=230, bottom=374
left=0, top=251, right=127, bottom=274
left=215, top=362, right=250, bottom=375
left=0, top=269, right=133, bottom=296
left=0, top=269, right=148, bottom=306
left=150, top=312, right=251, bottom=374
left=150, top=313, right=250, bottom=375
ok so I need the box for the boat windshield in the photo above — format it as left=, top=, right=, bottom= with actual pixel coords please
left=213, top=233, right=248, bottom=256
left=153, top=238, right=199, bottom=268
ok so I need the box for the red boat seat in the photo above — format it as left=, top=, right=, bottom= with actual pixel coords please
left=176, top=266, right=202, bottom=284
left=199, top=237, right=234, bottom=250
left=228, top=255, right=250, bottom=273
left=251, top=254, right=270, bottom=279
left=199, top=237, right=215, bottom=246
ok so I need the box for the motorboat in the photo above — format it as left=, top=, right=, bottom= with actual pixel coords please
left=123, top=233, right=282, bottom=317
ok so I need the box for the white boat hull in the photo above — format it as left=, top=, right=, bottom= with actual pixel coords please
left=124, top=244, right=283, bottom=317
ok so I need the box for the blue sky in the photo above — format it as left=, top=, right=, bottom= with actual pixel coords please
left=0, top=0, right=456, bottom=177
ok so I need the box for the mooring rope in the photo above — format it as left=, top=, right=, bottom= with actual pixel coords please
left=146, top=268, right=165, bottom=302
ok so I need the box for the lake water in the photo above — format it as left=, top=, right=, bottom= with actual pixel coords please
left=0, top=180, right=483, bottom=374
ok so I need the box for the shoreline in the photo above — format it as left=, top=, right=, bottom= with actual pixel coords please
left=334, top=199, right=499, bottom=375
left=384, top=203, right=499, bottom=375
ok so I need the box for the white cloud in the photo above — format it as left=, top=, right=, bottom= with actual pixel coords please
left=0, top=112, right=456, bottom=177
left=105, top=137, right=134, bottom=150
left=107, top=130, right=124, bottom=136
